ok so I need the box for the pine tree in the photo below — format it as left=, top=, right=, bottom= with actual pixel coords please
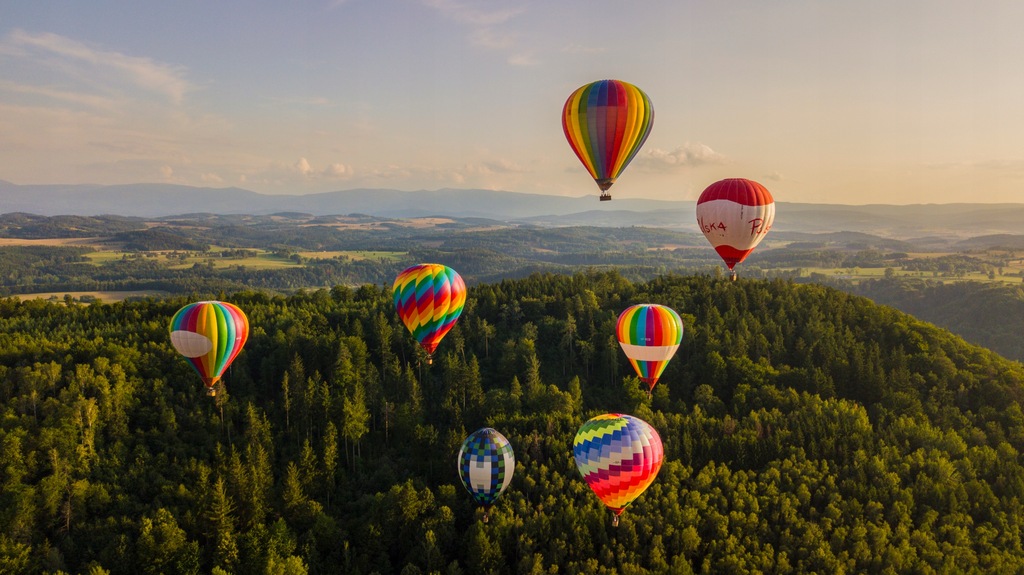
left=206, top=476, right=239, bottom=573
left=342, top=379, right=370, bottom=467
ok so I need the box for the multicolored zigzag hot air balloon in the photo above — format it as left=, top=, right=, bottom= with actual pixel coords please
left=169, top=301, right=249, bottom=396
left=458, top=427, right=515, bottom=523
left=696, top=178, right=775, bottom=280
left=392, top=263, right=467, bottom=364
left=616, top=304, right=684, bottom=396
left=562, top=79, right=654, bottom=201
left=574, top=413, right=663, bottom=526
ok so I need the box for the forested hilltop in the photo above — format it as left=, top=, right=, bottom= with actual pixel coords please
left=3, top=272, right=1024, bottom=573
left=847, top=278, right=1024, bottom=362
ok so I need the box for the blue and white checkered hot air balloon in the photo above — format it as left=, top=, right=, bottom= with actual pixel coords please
left=457, top=427, right=515, bottom=523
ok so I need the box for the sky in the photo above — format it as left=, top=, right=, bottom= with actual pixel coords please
left=2, top=1, right=1024, bottom=205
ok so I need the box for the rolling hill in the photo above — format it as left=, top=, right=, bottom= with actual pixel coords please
left=4, top=180, right=1024, bottom=241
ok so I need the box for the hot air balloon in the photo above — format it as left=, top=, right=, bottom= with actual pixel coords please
left=457, top=427, right=515, bottom=523
left=169, top=301, right=249, bottom=396
left=574, top=413, right=663, bottom=526
left=392, top=263, right=466, bottom=364
left=696, top=178, right=775, bottom=280
left=562, top=79, right=654, bottom=201
left=616, top=304, right=684, bottom=396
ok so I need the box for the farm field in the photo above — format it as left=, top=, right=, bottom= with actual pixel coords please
left=790, top=266, right=1024, bottom=284
left=296, top=250, right=407, bottom=261
left=75, top=248, right=408, bottom=269
left=14, top=290, right=170, bottom=303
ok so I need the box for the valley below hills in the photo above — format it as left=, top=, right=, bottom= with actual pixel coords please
left=4, top=185, right=1024, bottom=572
left=5, top=180, right=1024, bottom=242
left=2, top=201, right=1024, bottom=362
left=3, top=183, right=1024, bottom=362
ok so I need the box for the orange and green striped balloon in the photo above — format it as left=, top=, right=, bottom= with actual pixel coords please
left=616, top=304, right=683, bottom=394
left=169, top=301, right=249, bottom=395
left=392, top=263, right=466, bottom=363
left=574, top=413, right=663, bottom=526
left=562, top=79, right=654, bottom=200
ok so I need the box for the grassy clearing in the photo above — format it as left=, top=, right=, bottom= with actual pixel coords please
left=296, top=251, right=350, bottom=259
left=329, top=250, right=407, bottom=261
left=166, top=253, right=298, bottom=270
left=0, top=238, right=102, bottom=247
left=791, top=266, right=1024, bottom=285
left=81, top=249, right=408, bottom=268
left=13, top=290, right=170, bottom=303
left=82, top=249, right=301, bottom=270
left=83, top=251, right=129, bottom=264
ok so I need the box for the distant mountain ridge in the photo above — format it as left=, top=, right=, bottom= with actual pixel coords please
left=0, top=181, right=680, bottom=219
left=3, top=180, right=1024, bottom=239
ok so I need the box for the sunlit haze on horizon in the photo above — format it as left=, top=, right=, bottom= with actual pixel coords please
left=2, top=1, right=1023, bottom=204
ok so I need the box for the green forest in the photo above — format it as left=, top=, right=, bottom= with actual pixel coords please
left=3, top=271, right=1024, bottom=574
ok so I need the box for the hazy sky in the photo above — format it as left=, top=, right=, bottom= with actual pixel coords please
left=2, top=1, right=1023, bottom=204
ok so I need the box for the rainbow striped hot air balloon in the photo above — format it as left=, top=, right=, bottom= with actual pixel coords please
left=169, top=301, right=249, bottom=396
left=696, top=178, right=775, bottom=280
left=616, top=304, right=684, bottom=396
left=458, top=427, right=515, bottom=523
left=392, top=263, right=466, bottom=364
left=574, top=413, right=663, bottom=526
left=562, top=79, right=654, bottom=201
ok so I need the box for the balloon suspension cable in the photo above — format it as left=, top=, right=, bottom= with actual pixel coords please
left=641, top=378, right=653, bottom=399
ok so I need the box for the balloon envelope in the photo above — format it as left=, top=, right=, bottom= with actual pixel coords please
left=574, top=413, right=663, bottom=521
left=616, top=304, right=684, bottom=393
left=696, top=178, right=775, bottom=273
left=562, top=79, right=654, bottom=200
left=392, top=263, right=466, bottom=360
left=169, top=301, right=249, bottom=393
left=458, top=428, right=515, bottom=519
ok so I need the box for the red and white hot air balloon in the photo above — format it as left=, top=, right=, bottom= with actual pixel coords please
left=696, top=178, right=775, bottom=280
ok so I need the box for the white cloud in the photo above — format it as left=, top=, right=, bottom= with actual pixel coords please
left=507, top=53, right=539, bottom=67
left=477, top=158, right=527, bottom=174
left=420, top=0, right=521, bottom=26
left=294, top=157, right=313, bottom=175
left=470, top=27, right=514, bottom=50
left=420, top=0, right=528, bottom=63
left=323, top=162, right=350, bottom=178
left=0, top=81, right=118, bottom=111
left=638, top=143, right=728, bottom=171
left=5, top=29, right=192, bottom=104
left=561, top=43, right=606, bottom=55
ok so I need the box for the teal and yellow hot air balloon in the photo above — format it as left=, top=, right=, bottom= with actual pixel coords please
left=562, top=79, right=654, bottom=201
left=169, top=301, right=249, bottom=396
left=392, top=263, right=466, bottom=364
left=574, top=413, right=664, bottom=526
left=458, top=427, right=515, bottom=523
left=616, top=304, right=684, bottom=396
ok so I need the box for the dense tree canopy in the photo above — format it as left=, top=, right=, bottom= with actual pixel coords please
left=2, top=271, right=1024, bottom=573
